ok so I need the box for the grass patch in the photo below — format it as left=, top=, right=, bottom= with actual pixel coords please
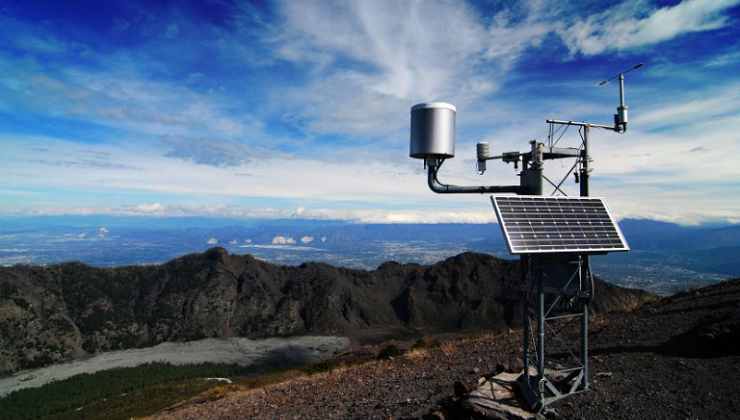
left=0, top=362, right=255, bottom=420
left=406, top=347, right=429, bottom=361
left=301, top=359, right=339, bottom=376
left=440, top=340, right=457, bottom=357
left=412, top=337, right=441, bottom=350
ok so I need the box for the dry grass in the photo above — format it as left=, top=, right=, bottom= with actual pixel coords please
left=405, top=347, right=429, bottom=362
left=205, top=385, right=231, bottom=396
left=467, top=332, right=496, bottom=342
left=440, top=340, right=457, bottom=357
left=622, top=293, right=657, bottom=312
left=229, top=367, right=301, bottom=392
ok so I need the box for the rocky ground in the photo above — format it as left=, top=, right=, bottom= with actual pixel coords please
left=151, top=278, right=740, bottom=420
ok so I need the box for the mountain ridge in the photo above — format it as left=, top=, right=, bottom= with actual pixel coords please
left=0, top=248, right=653, bottom=375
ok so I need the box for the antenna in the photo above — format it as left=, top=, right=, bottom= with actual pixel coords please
left=598, top=62, right=643, bottom=85
left=598, top=63, right=644, bottom=133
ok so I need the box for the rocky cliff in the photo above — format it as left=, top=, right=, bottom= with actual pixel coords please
left=0, top=248, right=652, bottom=375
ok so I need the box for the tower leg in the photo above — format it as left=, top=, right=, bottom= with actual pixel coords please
left=522, top=255, right=530, bottom=379
left=538, top=280, right=545, bottom=384
left=581, top=257, right=590, bottom=391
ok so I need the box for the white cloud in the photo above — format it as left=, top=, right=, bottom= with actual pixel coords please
left=134, top=203, right=165, bottom=214
left=483, top=3, right=551, bottom=68
left=274, top=0, right=489, bottom=100
left=268, top=0, right=517, bottom=137
left=704, top=51, right=740, bottom=68
left=633, top=83, right=740, bottom=127
left=5, top=121, right=740, bottom=226
left=300, top=236, right=314, bottom=244
left=0, top=54, right=260, bottom=147
left=311, top=209, right=495, bottom=224
left=559, top=0, right=740, bottom=55
left=161, top=134, right=277, bottom=167
left=272, top=236, right=296, bottom=244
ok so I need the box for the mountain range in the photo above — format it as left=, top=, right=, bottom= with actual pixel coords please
left=0, top=248, right=652, bottom=375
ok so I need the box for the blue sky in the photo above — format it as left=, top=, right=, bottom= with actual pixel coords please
left=0, top=0, right=739, bottom=225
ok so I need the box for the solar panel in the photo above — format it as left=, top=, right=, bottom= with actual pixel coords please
left=491, top=196, right=629, bottom=254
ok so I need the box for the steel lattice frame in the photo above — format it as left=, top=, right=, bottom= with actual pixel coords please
left=517, top=255, right=591, bottom=411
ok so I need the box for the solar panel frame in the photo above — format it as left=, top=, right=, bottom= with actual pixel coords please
left=491, top=195, right=630, bottom=255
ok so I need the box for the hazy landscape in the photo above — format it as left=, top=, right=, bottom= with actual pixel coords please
left=1, top=216, right=736, bottom=295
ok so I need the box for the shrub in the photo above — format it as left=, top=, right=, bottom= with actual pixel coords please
left=411, top=338, right=428, bottom=350
left=376, top=344, right=402, bottom=360
left=302, top=359, right=337, bottom=375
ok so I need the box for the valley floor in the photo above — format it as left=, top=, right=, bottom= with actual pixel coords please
left=0, top=336, right=348, bottom=397
left=151, top=279, right=740, bottom=420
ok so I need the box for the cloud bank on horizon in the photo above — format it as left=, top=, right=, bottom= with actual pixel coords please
left=0, top=0, right=738, bottom=225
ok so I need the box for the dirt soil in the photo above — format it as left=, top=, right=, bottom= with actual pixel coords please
left=152, top=279, right=740, bottom=420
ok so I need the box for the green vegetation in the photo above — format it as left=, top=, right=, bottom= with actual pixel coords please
left=0, top=362, right=255, bottom=420
left=301, top=359, right=339, bottom=375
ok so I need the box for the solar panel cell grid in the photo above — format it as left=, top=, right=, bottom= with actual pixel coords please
left=492, top=196, right=629, bottom=254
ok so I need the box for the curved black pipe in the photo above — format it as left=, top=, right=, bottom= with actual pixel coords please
left=427, top=163, right=522, bottom=195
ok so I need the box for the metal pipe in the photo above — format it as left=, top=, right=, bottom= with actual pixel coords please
left=545, top=313, right=583, bottom=322
left=538, top=277, right=545, bottom=382
left=582, top=291, right=589, bottom=391
left=523, top=256, right=530, bottom=382
left=546, top=119, right=616, bottom=131
left=542, top=146, right=581, bottom=159
left=427, top=163, right=522, bottom=194
left=619, top=74, right=625, bottom=108
left=580, top=126, right=589, bottom=197
left=580, top=136, right=590, bottom=391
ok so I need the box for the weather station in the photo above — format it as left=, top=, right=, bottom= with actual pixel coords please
left=408, top=64, right=643, bottom=412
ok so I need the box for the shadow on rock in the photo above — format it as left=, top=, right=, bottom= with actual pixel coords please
left=659, top=305, right=740, bottom=358
left=255, top=344, right=320, bottom=370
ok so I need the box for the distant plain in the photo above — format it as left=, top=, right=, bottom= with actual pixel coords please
left=1, top=216, right=736, bottom=295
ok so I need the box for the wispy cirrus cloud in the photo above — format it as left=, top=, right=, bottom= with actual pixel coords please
left=559, top=0, right=740, bottom=55
left=264, top=0, right=490, bottom=141
left=161, top=134, right=282, bottom=167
